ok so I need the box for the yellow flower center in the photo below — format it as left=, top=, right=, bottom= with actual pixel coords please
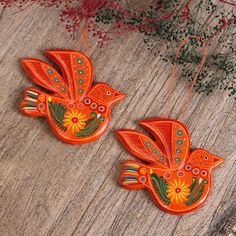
left=167, top=179, right=190, bottom=203
left=175, top=187, right=181, bottom=193
left=72, top=117, right=79, bottom=123
left=63, top=109, right=87, bottom=133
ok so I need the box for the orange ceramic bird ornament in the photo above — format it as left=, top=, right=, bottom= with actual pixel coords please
left=117, top=118, right=224, bottom=214
left=20, top=50, right=125, bottom=144
left=117, top=36, right=224, bottom=214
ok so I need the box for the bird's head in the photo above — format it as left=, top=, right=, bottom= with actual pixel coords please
left=188, top=149, right=224, bottom=170
left=88, top=83, right=125, bottom=105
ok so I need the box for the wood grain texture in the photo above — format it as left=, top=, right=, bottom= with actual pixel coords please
left=0, top=3, right=236, bottom=236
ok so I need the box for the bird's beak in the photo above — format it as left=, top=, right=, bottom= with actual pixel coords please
left=212, top=155, right=224, bottom=168
left=112, top=90, right=125, bottom=104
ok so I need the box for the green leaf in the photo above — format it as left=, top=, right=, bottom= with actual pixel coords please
left=151, top=173, right=170, bottom=206
left=75, top=116, right=104, bottom=138
left=184, top=179, right=208, bottom=206
left=48, top=101, right=67, bottom=132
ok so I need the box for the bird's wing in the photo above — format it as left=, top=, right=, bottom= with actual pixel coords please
left=140, top=118, right=190, bottom=171
left=22, top=59, right=70, bottom=99
left=46, top=50, right=93, bottom=101
left=117, top=130, right=170, bottom=170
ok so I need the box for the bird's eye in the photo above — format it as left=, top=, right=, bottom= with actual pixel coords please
left=204, top=156, right=208, bottom=160
left=107, top=91, right=111, bottom=95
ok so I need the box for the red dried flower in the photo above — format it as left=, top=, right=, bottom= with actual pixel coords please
left=81, top=0, right=107, bottom=16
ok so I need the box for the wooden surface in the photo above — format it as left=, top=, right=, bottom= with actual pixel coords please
left=0, top=4, right=236, bottom=236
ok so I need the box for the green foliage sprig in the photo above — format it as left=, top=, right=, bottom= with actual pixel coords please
left=95, top=0, right=236, bottom=98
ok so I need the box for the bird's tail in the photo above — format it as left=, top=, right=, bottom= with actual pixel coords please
left=119, top=161, right=149, bottom=190
left=20, top=88, right=47, bottom=117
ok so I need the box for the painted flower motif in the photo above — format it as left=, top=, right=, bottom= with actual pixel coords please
left=167, top=179, right=190, bottom=203
left=63, top=109, right=87, bottom=133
